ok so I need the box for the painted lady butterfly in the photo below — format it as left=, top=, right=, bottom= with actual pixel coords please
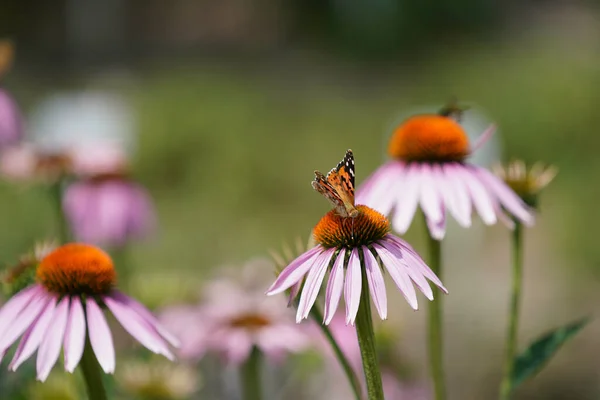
left=312, top=149, right=359, bottom=218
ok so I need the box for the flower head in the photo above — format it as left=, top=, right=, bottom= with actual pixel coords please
left=267, top=150, right=446, bottom=325
left=0, top=144, right=72, bottom=183
left=160, top=259, right=310, bottom=366
left=494, top=160, right=557, bottom=209
left=0, top=243, right=178, bottom=381
left=357, top=105, right=534, bottom=239
left=63, top=177, right=155, bottom=247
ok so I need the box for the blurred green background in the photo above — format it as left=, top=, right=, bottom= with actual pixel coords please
left=1, top=1, right=599, bottom=399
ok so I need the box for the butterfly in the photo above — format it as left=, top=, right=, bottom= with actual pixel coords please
left=312, top=149, right=359, bottom=218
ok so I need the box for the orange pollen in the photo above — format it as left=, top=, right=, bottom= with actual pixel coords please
left=229, top=313, right=271, bottom=330
left=388, top=115, right=470, bottom=162
left=36, top=243, right=116, bottom=295
left=313, top=205, right=390, bottom=248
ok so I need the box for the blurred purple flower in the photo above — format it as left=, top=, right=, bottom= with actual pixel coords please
left=356, top=114, right=534, bottom=239
left=63, top=178, right=156, bottom=247
left=160, top=261, right=311, bottom=366
left=0, top=88, right=23, bottom=148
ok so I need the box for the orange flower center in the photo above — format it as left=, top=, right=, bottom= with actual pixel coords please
left=388, top=115, right=470, bottom=162
left=36, top=243, right=116, bottom=295
left=313, top=205, right=390, bottom=248
left=229, top=313, right=271, bottom=331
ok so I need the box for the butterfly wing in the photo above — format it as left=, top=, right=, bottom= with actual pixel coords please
left=312, top=149, right=358, bottom=218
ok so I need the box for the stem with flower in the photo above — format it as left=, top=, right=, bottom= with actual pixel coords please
left=79, top=332, right=108, bottom=400
left=499, top=221, right=523, bottom=399
left=354, top=249, right=384, bottom=400
left=426, top=235, right=446, bottom=400
left=241, top=347, right=263, bottom=400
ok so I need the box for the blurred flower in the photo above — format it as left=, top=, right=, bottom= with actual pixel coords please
left=2, top=241, right=57, bottom=296
left=0, top=89, right=23, bottom=147
left=0, top=243, right=178, bottom=381
left=0, top=144, right=72, bottom=183
left=356, top=105, right=534, bottom=239
left=493, top=160, right=557, bottom=210
left=267, top=205, right=447, bottom=325
left=160, top=259, right=310, bottom=366
left=63, top=176, right=155, bottom=248
left=117, top=358, right=200, bottom=400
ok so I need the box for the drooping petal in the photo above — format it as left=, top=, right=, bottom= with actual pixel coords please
left=374, top=244, right=418, bottom=310
left=383, top=236, right=447, bottom=293
left=0, top=285, right=42, bottom=341
left=103, top=295, right=174, bottom=360
left=362, top=247, right=387, bottom=320
left=356, top=162, right=404, bottom=216
left=469, top=124, right=496, bottom=153
left=392, top=163, right=421, bottom=233
left=475, top=167, right=534, bottom=225
left=266, top=247, right=322, bottom=295
left=456, top=165, right=497, bottom=225
left=418, top=163, right=444, bottom=224
left=0, top=289, right=49, bottom=353
left=296, top=248, right=335, bottom=322
left=439, top=164, right=472, bottom=227
left=426, top=208, right=446, bottom=241
left=222, top=330, right=253, bottom=365
left=86, top=299, right=115, bottom=374
left=379, top=240, right=432, bottom=300
left=323, top=250, right=346, bottom=325
left=109, top=291, right=180, bottom=348
left=344, top=249, right=362, bottom=325
left=9, top=295, right=57, bottom=371
left=64, top=296, right=86, bottom=373
left=36, top=296, right=69, bottom=382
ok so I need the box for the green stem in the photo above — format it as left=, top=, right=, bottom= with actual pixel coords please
left=310, top=307, right=363, bottom=400
left=355, top=266, right=384, bottom=400
left=50, top=180, right=70, bottom=244
left=241, top=347, right=262, bottom=400
left=426, top=235, right=446, bottom=400
left=79, top=336, right=108, bottom=400
left=499, top=222, right=523, bottom=400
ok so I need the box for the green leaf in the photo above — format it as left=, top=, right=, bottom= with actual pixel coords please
left=511, top=317, right=590, bottom=390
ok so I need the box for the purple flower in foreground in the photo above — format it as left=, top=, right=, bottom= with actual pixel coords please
left=63, top=178, right=155, bottom=247
left=0, top=243, right=178, bottom=381
left=0, top=88, right=23, bottom=147
left=161, top=260, right=310, bottom=365
left=356, top=113, right=534, bottom=239
left=267, top=205, right=447, bottom=325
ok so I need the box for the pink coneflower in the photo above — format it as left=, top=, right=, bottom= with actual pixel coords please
left=63, top=177, right=155, bottom=247
left=267, top=198, right=447, bottom=325
left=0, top=243, right=178, bottom=381
left=160, top=262, right=310, bottom=365
left=356, top=112, right=534, bottom=239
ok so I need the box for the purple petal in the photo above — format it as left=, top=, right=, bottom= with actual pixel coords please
left=344, top=249, right=362, bottom=325
left=109, top=291, right=180, bottom=348
left=379, top=240, right=433, bottom=300
left=425, top=210, right=446, bottom=241
left=0, top=285, right=42, bottom=341
left=266, top=247, right=322, bottom=295
left=456, top=166, right=497, bottom=225
left=287, top=281, right=301, bottom=307
left=439, top=164, right=472, bottom=227
left=383, top=236, right=447, bottom=293
left=86, top=299, right=115, bottom=373
left=475, top=167, right=534, bottom=225
left=64, top=297, right=86, bottom=373
left=9, top=295, right=57, bottom=371
left=0, top=289, right=49, bottom=352
left=323, top=249, right=346, bottom=325
left=470, top=124, right=496, bottom=153
left=36, top=296, right=69, bottom=382
left=392, top=163, right=421, bottom=233
left=223, top=331, right=253, bottom=365
left=373, top=244, right=418, bottom=310
left=418, top=163, right=444, bottom=224
left=363, top=247, right=387, bottom=320
left=296, top=248, right=334, bottom=322
left=356, top=162, right=404, bottom=216
left=103, top=295, right=174, bottom=360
